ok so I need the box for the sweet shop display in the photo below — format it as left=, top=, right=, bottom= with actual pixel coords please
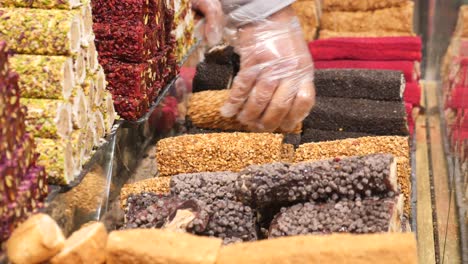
left=0, top=41, right=48, bottom=243
left=2, top=0, right=467, bottom=262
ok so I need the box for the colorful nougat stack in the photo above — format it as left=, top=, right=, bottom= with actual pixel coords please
left=92, top=0, right=178, bottom=121
left=0, top=1, right=117, bottom=185
left=309, top=0, right=421, bottom=133
left=0, top=41, right=48, bottom=242
left=172, top=0, right=196, bottom=62
left=441, top=5, right=468, bottom=219
left=292, top=0, right=320, bottom=41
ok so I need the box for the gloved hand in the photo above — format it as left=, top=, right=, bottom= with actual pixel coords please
left=220, top=6, right=316, bottom=132
left=191, top=0, right=224, bottom=46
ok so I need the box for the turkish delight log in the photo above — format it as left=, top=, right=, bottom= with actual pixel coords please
left=120, top=177, right=171, bottom=208
left=170, top=172, right=238, bottom=204
left=0, top=0, right=81, bottom=9
left=314, top=69, right=404, bottom=101
left=236, top=154, right=398, bottom=208
left=112, top=94, right=150, bottom=121
left=319, top=30, right=415, bottom=39
left=86, top=40, right=99, bottom=73
left=93, top=67, right=106, bottom=107
left=216, top=233, right=418, bottom=264
left=304, top=97, right=408, bottom=136
left=301, top=128, right=373, bottom=144
left=156, top=133, right=284, bottom=176
left=106, top=229, right=222, bottom=264
left=81, top=0, right=94, bottom=46
left=322, top=0, right=407, bottom=12
left=22, top=99, right=73, bottom=139
left=192, top=62, right=235, bottom=92
left=9, top=55, right=75, bottom=100
left=0, top=8, right=82, bottom=56
left=188, top=90, right=302, bottom=134
left=36, top=138, right=76, bottom=185
left=292, top=1, right=319, bottom=41
left=99, top=57, right=160, bottom=98
left=93, top=21, right=160, bottom=62
left=71, top=88, right=89, bottom=129
left=74, top=49, right=86, bottom=84
left=93, top=110, right=106, bottom=139
left=295, top=136, right=412, bottom=216
left=269, top=196, right=404, bottom=238
left=91, top=0, right=161, bottom=24
left=99, top=92, right=117, bottom=133
left=320, top=2, right=414, bottom=34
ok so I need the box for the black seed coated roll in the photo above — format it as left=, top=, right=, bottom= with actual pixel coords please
left=269, top=196, right=403, bottom=238
left=236, top=154, right=398, bottom=208
left=314, top=69, right=404, bottom=101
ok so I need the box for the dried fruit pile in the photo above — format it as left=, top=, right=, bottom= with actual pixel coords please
left=0, top=1, right=117, bottom=185
left=92, top=0, right=179, bottom=121
left=122, top=152, right=403, bottom=244
left=0, top=41, right=48, bottom=242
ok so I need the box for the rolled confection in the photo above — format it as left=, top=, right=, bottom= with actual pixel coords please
left=295, top=136, right=412, bottom=216
left=304, top=97, right=408, bottom=136
left=322, top=0, right=407, bottom=11
left=0, top=8, right=82, bottom=55
left=292, top=1, right=319, bottom=41
left=301, top=128, right=373, bottom=144
left=7, top=214, right=65, bottom=264
left=99, top=56, right=160, bottom=97
left=22, top=98, right=74, bottom=139
left=192, top=62, right=234, bottom=92
left=94, top=21, right=160, bottom=62
left=112, top=94, right=150, bottom=121
left=98, top=92, right=117, bottom=134
left=106, top=229, right=222, bottom=264
left=0, top=0, right=81, bottom=9
left=314, top=69, right=405, bottom=101
left=269, top=195, right=404, bottom=238
left=236, top=154, right=398, bottom=208
left=71, top=88, right=89, bottom=129
left=170, top=172, right=238, bottom=204
left=79, top=76, right=95, bottom=109
left=91, top=0, right=162, bottom=25
left=74, top=49, right=86, bottom=85
left=120, top=177, right=171, bottom=208
left=93, top=67, right=106, bottom=108
left=188, top=90, right=302, bottom=134
left=93, top=110, right=106, bottom=139
left=51, top=222, right=108, bottom=264
left=318, top=30, right=415, bottom=39
left=36, top=138, right=76, bottom=185
left=203, top=44, right=240, bottom=71
left=156, top=133, right=284, bottom=176
left=82, top=121, right=97, bottom=158
left=320, top=2, right=414, bottom=34
left=9, top=55, right=75, bottom=100
left=216, top=233, right=418, bottom=264
left=80, top=0, right=94, bottom=46
left=86, top=40, right=99, bottom=73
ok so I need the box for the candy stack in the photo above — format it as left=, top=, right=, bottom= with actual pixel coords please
left=0, top=41, right=48, bottom=242
left=308, top=0, right=422, bottom=133
left=302, top=68, right=409, bottom=142
left=292, top=0, right=320, bottom=41
left=0, top=1, right=117, bottom=185
left=172, top=0, right=196, bottom=62
left=441, top=5, right=468, bottom=219
left=92, top=0, right=178, bottom=121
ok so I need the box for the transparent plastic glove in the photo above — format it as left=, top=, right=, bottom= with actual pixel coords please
left=191, top=0, right=224, bottom=46
left=220, top=7, right=316, bottom=132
